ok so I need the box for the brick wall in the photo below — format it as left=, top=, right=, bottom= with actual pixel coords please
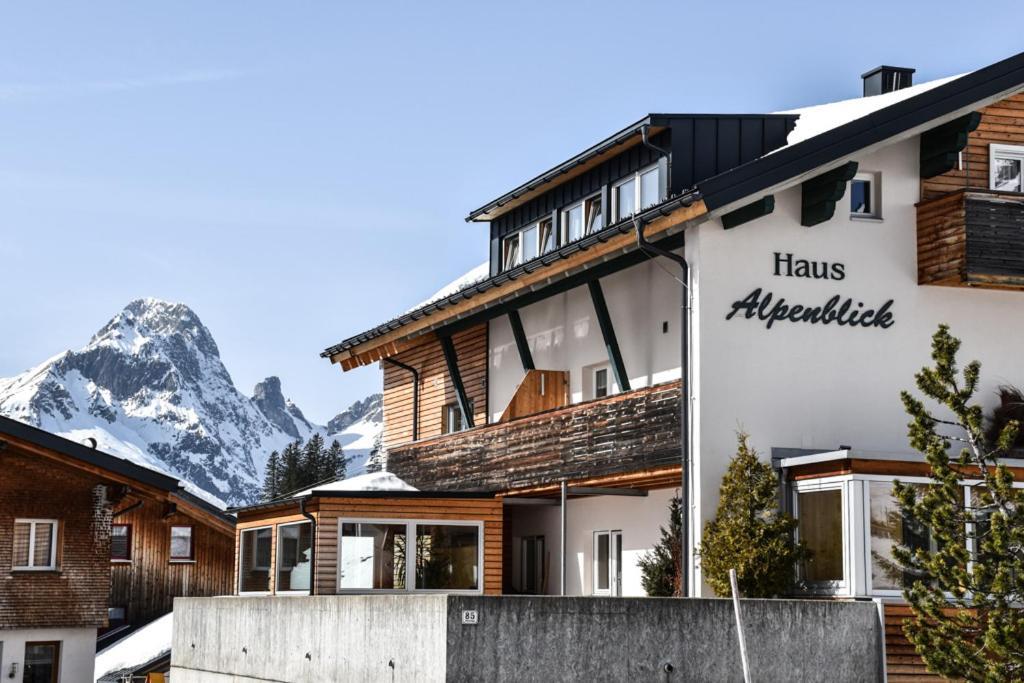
left=0, top=449, right=111, bottom=629
left=387, top=381, right=681, bottom=491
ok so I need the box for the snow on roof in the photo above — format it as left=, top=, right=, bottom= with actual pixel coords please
left=405, top=261, right=490, bottom=314
left=293, top=471, right=417, bottom=497
left=95, top=612, right=172, bottom=682
left=778, top=73, right=967, bottom=147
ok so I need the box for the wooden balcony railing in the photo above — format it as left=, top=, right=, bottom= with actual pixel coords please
left=387, top=381, right=681, bottom=492
left=918, top=189, right=1024, bottom=289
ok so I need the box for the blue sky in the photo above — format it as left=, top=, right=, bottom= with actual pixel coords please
left=0, top=2, right=1019, bottom=423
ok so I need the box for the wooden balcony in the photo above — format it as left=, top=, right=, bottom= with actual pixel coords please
left=918, top=189, right=1024, bottom=289
left=386, top=381, right=681, bottom=492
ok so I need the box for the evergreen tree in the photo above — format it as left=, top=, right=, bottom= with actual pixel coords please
left=324, top=439, right=346, bottom=481
left=261, top=450, right=281, bottom=501
left=302, top=433, right=325, bottom=487
left=638, top=496, right=682, bottom=596
left=893, top=325, right=1023, bottom=680
left=699, top=432, right=806, bottom=597
left=279, top=440, right=304, bottom=495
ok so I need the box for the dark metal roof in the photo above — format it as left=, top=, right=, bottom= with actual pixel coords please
left=699, top=50, right=1024, bottom=210
left=465, top=113, right=796, bottom=223
left=231, top=488, right=499, bottom=514
left=174, top=488, right=235, bottom=524
left=320, top=190, right=702, bottom=359
left=0, top=415, right=181, bottom=491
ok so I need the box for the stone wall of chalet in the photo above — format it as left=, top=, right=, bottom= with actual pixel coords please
left=387, top=381, right=681, bottom=491
left=0, top=449, right=110, bottom=629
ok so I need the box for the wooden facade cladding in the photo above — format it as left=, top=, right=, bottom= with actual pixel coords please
left=884, top=604, right=942, bottom=681
left=917, top=190, right=1024, bottom=289
left=387, top=381, right=681, bottom=492
left=110, top=496, right=234, bottom=626
left=921, top=93, right=1024, bottom=200
left=499, top=370, right=569, bottom=422
left=789, top=457, right=1024, bottom=481
left=235, top=496, right=503, bottom=596
left=381, top=324, right=487, bottom=449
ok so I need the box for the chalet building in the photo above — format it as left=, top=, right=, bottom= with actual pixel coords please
left=313, top=48, right=1024, bottom=634
left=0, top=417, right=234, bottom=683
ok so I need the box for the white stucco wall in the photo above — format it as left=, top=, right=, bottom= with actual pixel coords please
left=506, top=488, right=678, bottom=597
left=0, top=627, right=96, bottom=683
left=687, top=137, right=1024, bottom=594
left=489, top=259, right=682, bottom=422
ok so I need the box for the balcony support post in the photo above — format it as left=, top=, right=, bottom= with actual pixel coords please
left=440, top=335, right=474, bottom=429
left=507, top=309, right=535, bottom=372
left=587, top=279, right=631, bottom=392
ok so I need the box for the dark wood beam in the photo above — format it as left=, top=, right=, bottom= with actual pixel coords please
left=507, top=310, right=534, bottom=372
left=569, top=486, right=648, bottom=497
left=801, top=161, right=859, bottom=227
left=721, top=196, right=775, bottom=230
left=440, top=335, right=474, bottom=429
left=920, top=111, right=981, bottom=178
left=587, top=279, right=631, bottom=392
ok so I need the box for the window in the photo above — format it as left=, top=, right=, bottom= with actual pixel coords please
left=339, top=521, right=407, bottom=590
left=23, top=642, right=60, bottom=683
left=276, top=522, right=313, bottom=592
left=796, top=489, right=844, bottom=584
left=339, top=520, right=482, bottom=593
left=12, top=519, right=58, bottom=570
left=584, top=195, right=603, bottom=236
left=593, top=530, right=622, bottom=596
left=502, top=232, right=521, bottom=271
left=991, top=144, right=1024, bottom=192
left=563, top=202, right=584, bottom=243
left=415, top=524, right=480, bottom=591
left=850, top=172, right=881, bottom=219
left=594, top=368, right=609, bottom=399
left=107, top=606, right=127, bottom=628
left=520, top=535, right=545, bottom=594
left=239, top=526, right=272, bottom=593
left=538, top=217, right=556, bottom=255
left=169, top=525, right=194, bottom=561
left=868, top=482, right=934, bottom=591
left=614, top=165, right=661, bottom=221
left=521, top=223, right=539, bottom=263
left=110, top=524, right=131, bottom=561
left=443, top=401, right=473, bottom=434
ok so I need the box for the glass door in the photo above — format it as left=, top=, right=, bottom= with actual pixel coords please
left=593, top=530, right=623, bottom=596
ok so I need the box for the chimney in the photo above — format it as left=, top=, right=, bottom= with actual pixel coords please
left=861, top=66, right=915, bottom=97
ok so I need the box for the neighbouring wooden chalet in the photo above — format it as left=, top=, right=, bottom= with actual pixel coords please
left=0, top=416, right=234, bottom=683
left=291, top=53, right=1024, bottom=679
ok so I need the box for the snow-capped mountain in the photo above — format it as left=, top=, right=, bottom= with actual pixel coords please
left=0, top=298, right=382, bottom=507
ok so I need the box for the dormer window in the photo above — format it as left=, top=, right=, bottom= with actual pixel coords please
left=502, top=217, right=558, bottom=272
left=562, top=193, right=603, bottom=244
left=502, top=233, right=521, bottom=270
left=613, top=164, right=661, bottom=221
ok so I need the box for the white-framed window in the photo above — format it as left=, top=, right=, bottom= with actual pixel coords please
left=792, top=482, right=847, bottom=592
left=501, top=232, right=521, bottom=271
left=169, top=525, right=194, bottom=562
left=443, top=400, right=473, bottom=434
left=585, top=363, right=616, bottom=400
left=613, top=164, right=662, bottom=221
left=12, top=519, right=58, bottom=570
left=338, top=518, right=483, bottom=594
left=594, top=367, right=609, bottom=399
left=866, top=479, right=936, bottom=594
left=990, top=143, right=1024, bottom=192
left=592, top=530, right=622, bottom=596
left=501, top=217, right=558, bottom=272
left=276, top=521, right=313, bottom=593
left=238, top=525, right=273, bottom=594
left=850, top=171, right=881, bottom=219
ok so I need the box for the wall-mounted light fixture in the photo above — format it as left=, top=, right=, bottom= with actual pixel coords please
left=8, top=662, right=19, bottom=679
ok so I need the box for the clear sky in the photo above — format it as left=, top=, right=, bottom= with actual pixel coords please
left=0, top=1, right=1019, bottom=423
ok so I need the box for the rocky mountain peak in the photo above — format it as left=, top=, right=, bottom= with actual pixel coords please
left=328, top=393, right=383, bottom=435
left=89, top=298, right=220, bottom=360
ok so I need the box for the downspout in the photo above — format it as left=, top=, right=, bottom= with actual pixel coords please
left=383, top=358, right=419, bottom=441
left=638, top=126, right=695, bottom=598
left=299, top=497, right=317, bottom=596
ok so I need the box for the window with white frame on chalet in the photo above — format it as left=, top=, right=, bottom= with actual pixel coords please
left=443, top=401, right=473, bottom=434
left=990, top=143, right=1024, bottom=192
left=12, top=519, right=58, bottom=570
left=239, top=526, right=272, bottom=593
left=850, top=172, right=881, bottom=219
left=170, top=525, right=194, bottom=562
left=276, top=521, right=313, bottom=593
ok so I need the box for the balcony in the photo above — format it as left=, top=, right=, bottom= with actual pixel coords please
left=918, top=189, right=1024, bottom=289
left=386, top=381, right=681, bottom=492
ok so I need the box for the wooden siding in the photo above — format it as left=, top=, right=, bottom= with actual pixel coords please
left=388, top=381, right=681, bottom=492
left=884, top=604, right=942, bottom=681
left=917, top=189, right=1024, bottom=289
left=790, top=457, right=1024, bottom=481
left=381, top=324, right=488, bottom=449
left=235, top=497, right=503, bottom=596
left=922, top=93, right=1024, bottom=200
left=110, top=496, right=234, bottom=626
left=499, top=370, right=569, bottom=422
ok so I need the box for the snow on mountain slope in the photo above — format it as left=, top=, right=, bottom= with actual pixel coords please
left=0, top=298, right=380, bottom=506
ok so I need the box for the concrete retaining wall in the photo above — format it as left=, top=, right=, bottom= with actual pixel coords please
left=171, top=595, right=883, bottom=682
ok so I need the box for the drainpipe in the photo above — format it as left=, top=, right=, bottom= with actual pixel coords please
left=299, top=497, right=317, bottom=596
left=383, top=358, right=419, bottom=441
left=634, top=216, right=693, bottom=598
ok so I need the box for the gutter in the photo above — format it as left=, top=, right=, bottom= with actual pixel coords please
left=383, top=358, right=419, bottom=441
left=299, top=497, right=317, bottom=596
